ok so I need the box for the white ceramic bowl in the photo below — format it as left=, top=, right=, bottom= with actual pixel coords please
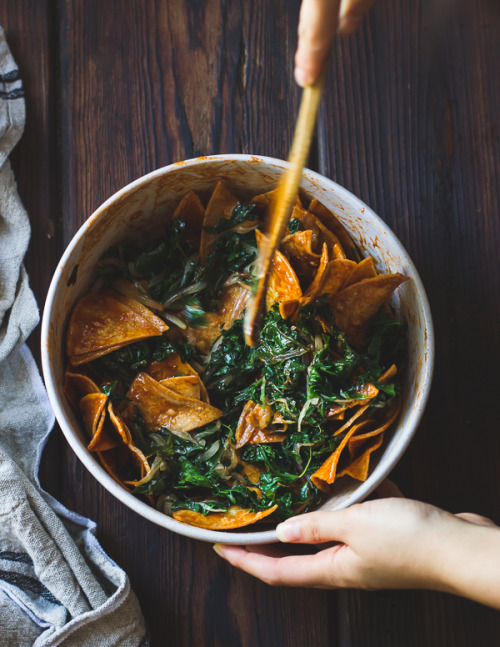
left=41, top=154, right=434, bottom=545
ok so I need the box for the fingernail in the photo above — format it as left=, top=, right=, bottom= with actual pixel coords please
left=338, top=15, right=360, bottom=36
left=213, top=543, right=226, bottom=557
left=294, top=67, right=308, bottom=87
left=276, top=520, right=301, bottom=542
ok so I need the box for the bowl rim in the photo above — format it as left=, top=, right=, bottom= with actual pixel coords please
left=41, top=153, right=434, bottom=544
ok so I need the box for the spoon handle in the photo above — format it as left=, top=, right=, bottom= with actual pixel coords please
left=244, top=72, right=325, bottom=346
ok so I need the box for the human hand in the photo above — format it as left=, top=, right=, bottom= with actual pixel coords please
left=295, top=0, right=377, bottom=86
left=214, top=493, right=500, bottom=607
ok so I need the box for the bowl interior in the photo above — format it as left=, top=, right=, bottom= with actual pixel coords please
left=42, top=155, right=433, bottom=544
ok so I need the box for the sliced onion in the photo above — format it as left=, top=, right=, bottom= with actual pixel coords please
left=132, top=456, right=165, bottom=487
left=198, top=439, right=220, bottom=462
left=314, top=334, right=324, bottom=352
left=112, top=278, right=165, bottom=311
left=169, top=428, right=197, bottom=444
left=163, top=280, right=207, bottom=309
left=163, top=312, right=187, bottom=329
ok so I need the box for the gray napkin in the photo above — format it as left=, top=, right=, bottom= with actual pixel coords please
left=0, top=28, right=148, bottom=646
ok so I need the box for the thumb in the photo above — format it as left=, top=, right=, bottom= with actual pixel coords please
left=277, top=509, right=350, bottom=544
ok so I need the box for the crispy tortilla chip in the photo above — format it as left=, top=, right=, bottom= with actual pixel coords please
left=104, top=289, right=167, bottom=329
left=126, top=372, right=221, bottom=433
left=67, top=291, right=167, bottom=366
left=173, top=504, right=278, bottom=530
left=147, top=353, right=194, bottom=381
left=64, top=368, right=100, bottom=408
left=248, top=429, right=286, bottom=444
left=331, top=274, right=409, bottom=348
left=182, top=283, right=251, bottom=354
left=327, top=382, right=379, bottom=419
left=80, top=393, right=117, bottom=452
left=311, top=422, right=365, bottom=492
left=292, top=205, right=343, bottom=256
left=338, top=433, right=384, bottom=481
left=308, top=198, right=361, bottom=261
left=333, top=404, right=371, bottom=436
left=241, top=461, right=262, bottom=485
left=347, top=396, right=401, bottom=458
left=218, top=283, right=252, bottom=330
left=300, top=243, right=328, bottom=305
left=255, top=229, right=302, bottom=311
left=281, top=230, right=321, bottom=281
left=301, top=257, right=356, bottom=307
left=97, top=444, right=135, bottom=490
left=378, top=364, right=397, bottom=384
left=235, top=400, right=258, bottom=448
left=160, top=375, right=200, bottom=400
left=173, top=190, right=205, bottom=248
left=108, top=402, right=150, bottom=477
left=251, top=189, right=302, bottom=213
left=236, top=401, right=286, bottom=448
left=343, top=257, right=377, bottom=288
left=199, top=182, right=239, bottom=264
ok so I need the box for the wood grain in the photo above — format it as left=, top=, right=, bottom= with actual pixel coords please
left=55, top=1, right=340, bottom=645
left=1, top=0, right=499, bottom=644
left=319, top=0, right=500, bottom=644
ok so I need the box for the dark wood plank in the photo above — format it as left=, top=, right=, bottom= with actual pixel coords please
left=0, top=2, right=62, bottom=497
left=57, top=2, right=340, bottom=645
left=319, top=0, right=500, bottom=643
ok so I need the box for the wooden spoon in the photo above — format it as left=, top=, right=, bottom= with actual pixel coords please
left=244, top=71, right=325, bottom=346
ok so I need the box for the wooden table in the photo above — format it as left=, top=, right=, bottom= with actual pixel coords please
left=2, top=1, right=500, bottom=644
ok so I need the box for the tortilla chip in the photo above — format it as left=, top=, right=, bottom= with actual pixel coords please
left=343, top=257, right=377, bottom=288
left=63, top=368, right=100, bottom=408
left=67, top=291, right=167, bottom=366
left=292, top=205, right=343, bottom=256
left=126, top=372, right=221, bottom=433
left=108, top=402, right=150, bottom=477
left=147, top=353, right=211, bottom=403
left=97, top=444, right=135, bottom=490
left=218, top=283, right=251, bottom=330
left=281, top=230, right=321, bottom=281
left=338, top=433, right=384, bottom=481
left=199, top=182, right=239, bottom=264
left=347, top=396, right=401, bottom=457
left=331, top=274, right=409, bottom=348
left=255, top=229, right=302, bottom=311
left=104, top=289, right=167, bottom=328
left=80, top=393, right=118, bottom=452
left=378, top=364, right=397, bottom=384
left=235, top=401, right=286, bottom=448
left=251, top=189, right=301, bottom=214
left=182, top=283, right=251, bottom=354
left=248, top=429, right=286, bottom=444
left=301, top=258, right=356, bottom=307
left=173, top=504, right=278, bottom=530
left=333, top=404, right=371, bottom=436
left=173, top=190, right=205, bottom=248
left=311, top=423, right=364, bottom=492
left=235, top=400, right=258, bottom=448
left=160, top=375, right=201, bottom=400
left=241, top=461, right=262, bottom=485
left=147, top=353, right=194, bottom=381
left=308, top=198, right=361, bottom=261
left=327, top=382, right=379, bottom=419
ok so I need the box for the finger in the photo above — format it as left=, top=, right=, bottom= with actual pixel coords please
left=213, top=543, right=344, bottom=587
left=375, top=478, right=404, bottom=499
left=295, top=0, right=341, bottom=86
left=338, top=0, right=376, bottom=36
left=456, top=512, right=498, bottom=528
left=276, top=509, right=349, bottom=544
